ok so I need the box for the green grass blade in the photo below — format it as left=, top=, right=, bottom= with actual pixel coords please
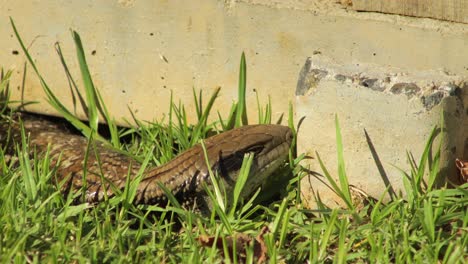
left=255, top=90, right=263, bottom=124
left=335, top=115, right=353, bottom=209
left=57, top=203, right=89, bottom=222
left=203, top=183, right=232, bottom=234
left=228, top=153, right=254, bottom=217
left=72, top=31, right=99, bottom=131
left=239, top=188, right=262, bottom=216
left=336, top=219, right=349, bottom=263
left=422, top=198, right=435, bottom=242
left=123, top=147, right=153, bottom=205
left=193, top=87, right=203, bottom=121
left=422, top=126, right=440, bottom=191
left=200, top=141, right=225, bottom=212
left=0, top=69, right=12, bottom=93
left=287, top=102, right=297, bottom=157
left=190, top=87, right=220, bottom=145
left=265, top=95, right=272, bottom=124
left=54, top=42, right=82, bottom=114
left=271, top=198, right=288, bottom=238
left=157, top=182, right=182, bottom=210
left=218, top=103, right=237, bottom=130
left=73, top=31, right=119, bottom=147
left=235, top=52, right=248, bottom=127
left=18, top=126, right=36, bottom=201
left=318, top=209, right=338, bottom=261
left=316, top=151, right=352, bottom=209
left=278, top=207, right=291, bottom=249
left=94, top=87, right=120, bottom=147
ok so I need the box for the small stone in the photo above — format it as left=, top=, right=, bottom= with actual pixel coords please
left=359, top=78, right=385, bottom=92
left=311, top=69, right=328, bottom=77
left=421, top=91, right=444, bottom=110
left=390, top=82, right=420, bottom=98
left=334, top=74, right=348, bottom=82
left=440, top=83, right=460, bottom=96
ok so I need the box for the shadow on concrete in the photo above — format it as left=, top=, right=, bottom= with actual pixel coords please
left=364, top=129, right=397, bottom=200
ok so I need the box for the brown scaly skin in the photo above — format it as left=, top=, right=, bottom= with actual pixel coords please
left=0, top=113, right=293, bottom=210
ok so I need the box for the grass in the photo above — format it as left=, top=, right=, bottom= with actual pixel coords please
left=1, top=20, right=467, bottom=263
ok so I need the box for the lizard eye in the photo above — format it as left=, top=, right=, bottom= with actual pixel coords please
left=244, top=144, right=264, bottom=155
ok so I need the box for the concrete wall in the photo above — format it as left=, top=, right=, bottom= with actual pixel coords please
left=2, top=0, right=466, bottom=123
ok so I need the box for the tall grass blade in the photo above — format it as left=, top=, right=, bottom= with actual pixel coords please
left=235, top=52, right=248, bottom=127
left=422, top=198, right=435, bottom=242
left=415, top=126, right=438, bottom=191
left=228, top=153, right=254, bottom=217
left=316, top=151, right=353, bottom=209
left=54, top=42, right=82, bottom=114
left=123, top=148, right=153, bottom=205
left=335, top=115, right=353, bottom=209
left=271, top=198, right=288, bottom=238
left=72, top=31, right=99, bottom=131
left=18, top=125, right=36, bottom=201
left=193, top=88, right=203, bottom=121
left=72, top=31, right=120, bottom=147
left=336, top=219, right=349, bottom=263
left=218, top=103, right=237, bottom=131
left=318, top=209, right=338, bottom=261
left=157, top=182, right=182, bottom=210
left=204, top=184, right=233, bottom=234
left=200, top=141, right=225, bottom=212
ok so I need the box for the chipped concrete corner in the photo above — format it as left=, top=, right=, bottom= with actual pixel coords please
left=296, top=55, right=467, bottom=209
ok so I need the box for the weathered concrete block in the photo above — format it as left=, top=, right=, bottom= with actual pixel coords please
left=296, top=55, right=467, bottom=208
